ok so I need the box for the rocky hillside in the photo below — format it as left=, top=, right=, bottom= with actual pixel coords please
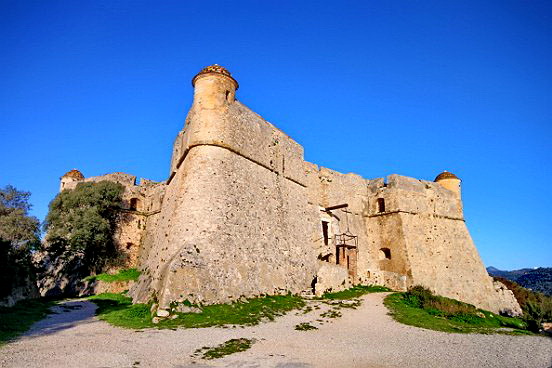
left=487, top=267, right=552, bottom=296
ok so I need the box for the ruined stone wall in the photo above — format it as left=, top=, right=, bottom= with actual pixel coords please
left=130, top=76, right=318, bottom=310
left=59, top=172, right=165, bottom=271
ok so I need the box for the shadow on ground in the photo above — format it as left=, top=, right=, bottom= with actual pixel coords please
left=22, top=300, right=98, bottom=339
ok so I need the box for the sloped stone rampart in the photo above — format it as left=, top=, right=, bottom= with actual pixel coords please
left=131, top=74, right=318, bottom=307
left=58, top=67, right=521, bottom=316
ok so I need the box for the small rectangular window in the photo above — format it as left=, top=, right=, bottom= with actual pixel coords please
left=322, top=221, right=329, bottom=246
left=377, top=198, right=385, bottom=213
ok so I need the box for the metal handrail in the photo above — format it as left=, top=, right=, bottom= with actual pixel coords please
left=334, top=233, right=358, bottom=248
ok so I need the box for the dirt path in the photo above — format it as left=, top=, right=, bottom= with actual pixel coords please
left=1, top=293, right=551, bottom=368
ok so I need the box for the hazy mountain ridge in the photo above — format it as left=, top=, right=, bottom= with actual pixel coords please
left=487, top=266, right=552, bottom=296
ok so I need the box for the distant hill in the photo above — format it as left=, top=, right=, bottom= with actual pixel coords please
left=487, top=266, right=552, bottom=296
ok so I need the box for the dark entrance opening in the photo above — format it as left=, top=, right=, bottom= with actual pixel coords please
left=335, top=233, right=358, bottom=278
left=129, top=198, right=139, bottom=211
left=379, top=247, right=391, bottom=260
left=322, top=221, right=329, bottom=246
left=377, top=198, right=385, bottom=213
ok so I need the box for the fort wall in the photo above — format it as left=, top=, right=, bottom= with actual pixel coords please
left=58, top=65, right=521, bottom=316
left=304, top=166, right=519, bottom=313
left=130, top=70, right=318, bottom=309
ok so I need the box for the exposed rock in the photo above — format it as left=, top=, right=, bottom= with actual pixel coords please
left=156, top=309, right=169, bottom=317
left=492, top=280, right=523, bottom=316
left=174, top=305, right=202, bottom=314
left=33, top=251, right=91, bottom=298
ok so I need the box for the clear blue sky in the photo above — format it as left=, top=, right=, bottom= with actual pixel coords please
left=1, top=1, right=550, bottom=270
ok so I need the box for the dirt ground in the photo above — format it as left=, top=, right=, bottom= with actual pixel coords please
left=1, top=293, right=551, bottom=368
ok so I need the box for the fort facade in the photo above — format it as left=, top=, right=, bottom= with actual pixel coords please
left=59, top=65, right=520, bottom=316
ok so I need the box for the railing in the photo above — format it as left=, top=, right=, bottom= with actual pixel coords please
left=334, top=232, right=358, bottom=248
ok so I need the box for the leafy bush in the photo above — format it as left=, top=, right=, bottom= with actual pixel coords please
left=524, top=299, right=548, bottom=332
left=44, top=181, right=124, bottom=273
left=0, top=240, right=34, bottom=299
left=406, top=285, right=477, bottom=316
left=0, top=185, right=40, bottom=299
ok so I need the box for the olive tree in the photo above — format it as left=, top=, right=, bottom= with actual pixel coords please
left=0, top=185, right=41, bottom=298
left=44, top=181, right=124, bottom=272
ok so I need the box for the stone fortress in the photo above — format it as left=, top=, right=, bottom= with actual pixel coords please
left=59, top=65, right=521, bottom=316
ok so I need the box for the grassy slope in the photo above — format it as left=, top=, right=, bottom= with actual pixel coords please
left=84, top=268, right=141, bottom=283
left=0, top=299, right=55, bottom=346
left=384, top=292, right=531, bottom=335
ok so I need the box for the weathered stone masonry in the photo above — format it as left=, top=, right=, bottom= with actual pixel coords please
left=59, top=65, right=521, bottom=316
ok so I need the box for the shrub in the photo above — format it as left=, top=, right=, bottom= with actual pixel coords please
left=44, top=181, right=124, bottom=273
left=0, top=185, right=40, bottom=299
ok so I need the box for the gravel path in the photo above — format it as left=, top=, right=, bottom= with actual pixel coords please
left=1, top=293, right=551, bottom=368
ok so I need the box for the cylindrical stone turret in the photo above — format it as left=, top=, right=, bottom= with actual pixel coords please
left=435, top=171, right=461, bottom=197
left=60, top=169, right=84, bottom=192
left=191, top=64, right=238, bottom=109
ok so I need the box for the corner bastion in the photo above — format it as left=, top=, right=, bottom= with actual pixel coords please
left=59, top=65, right=521, bottom=316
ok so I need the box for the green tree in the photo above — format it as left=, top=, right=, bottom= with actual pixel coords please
left=44, top=181, right=124, bottom=273
left=0, top=185, right=40, bottom=249
left=0, top=185, right=41, bottom=298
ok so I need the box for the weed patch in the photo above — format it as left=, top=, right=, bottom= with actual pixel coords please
left=193, top=338, right=254, bottom=360
left=320, top=285, right=391, bottom=300
left=324, top=299, right=362, bottom=309
left=321, top=309, right=342, bottom=319
left=295, top=322, right=318, bottom=331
